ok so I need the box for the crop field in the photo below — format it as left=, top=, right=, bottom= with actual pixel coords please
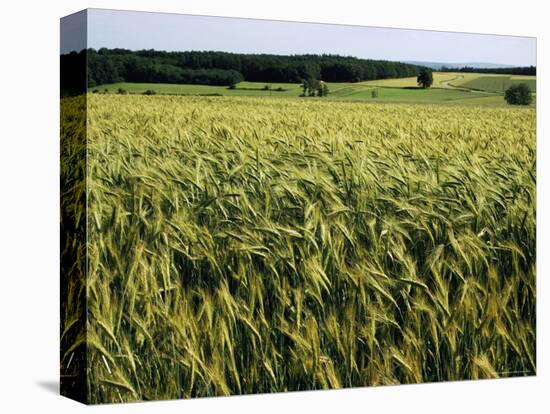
left=61, top=94, right=536, bottom=403
left=449, top=74, right=537, bottom=93
left=456, top=76, right=536, bottom=93
left=362, top=72, right=461, bottom=88
left=364, top=72, right=536, bottom=95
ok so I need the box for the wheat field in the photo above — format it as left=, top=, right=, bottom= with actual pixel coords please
left=60, top=94, right=536, bottom=403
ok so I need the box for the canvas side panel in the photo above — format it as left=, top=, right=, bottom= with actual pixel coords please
left=60, top=9, right=88, bottom=404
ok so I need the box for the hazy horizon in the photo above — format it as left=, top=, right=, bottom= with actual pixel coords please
left=61, top=8, right=536, bottom=67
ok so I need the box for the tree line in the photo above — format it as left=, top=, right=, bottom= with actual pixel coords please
left=68, top=48, right=425, bottom=88
left=440, top=65, right=536, bottom=76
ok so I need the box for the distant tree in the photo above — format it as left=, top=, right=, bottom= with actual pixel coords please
left=504, top=83, right=532, bottom=105
left=300, top=79, right=330, bottom=97
left=308, top=79, right=319, bottom=96
left=320, top=82, right=329, bottom=97
left=317, top=82, right=325, bottom=97
left=143, top=89, right=156, bottom=95
left=301, top=79, right=313, bottom=96
left=417, top=68, right=434, bottom=88
left=371, top=88, right=379, bottom=98
left=301, top=79, right=308, bottom=97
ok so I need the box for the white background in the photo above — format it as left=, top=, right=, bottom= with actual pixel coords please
left=0, top=0, right=547, bottom=412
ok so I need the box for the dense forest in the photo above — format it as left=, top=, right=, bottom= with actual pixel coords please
left=62, top=48, right=426, bottom=89
left=440, top=65, right=536, bottom=76
left=61, top=48, right=536, bottom=93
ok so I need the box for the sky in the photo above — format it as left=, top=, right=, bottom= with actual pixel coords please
left=61, top=8, right=536, bottom=66
left=60, top=10, right=86, bottom=54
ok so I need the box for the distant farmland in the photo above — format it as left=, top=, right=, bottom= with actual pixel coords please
left=451, top=75, right=536, bottom=93
left=93, top=72, right=536, bottom=107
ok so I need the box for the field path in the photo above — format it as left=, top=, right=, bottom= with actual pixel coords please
left=440, top=74, right=464, bottom=89
left=439, top=74, right=502, bottom=95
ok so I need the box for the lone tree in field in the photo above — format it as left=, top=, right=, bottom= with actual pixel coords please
left=504, top=83, right=532, bottom=105
left=301, top=79, right=329, bottom=97
left=417, top=68, right=434, bottom=88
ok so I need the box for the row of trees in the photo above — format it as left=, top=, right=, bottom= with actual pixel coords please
left=82, top=48, right=425, bottom=87
left=440, top=65, right=536, bottom=76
